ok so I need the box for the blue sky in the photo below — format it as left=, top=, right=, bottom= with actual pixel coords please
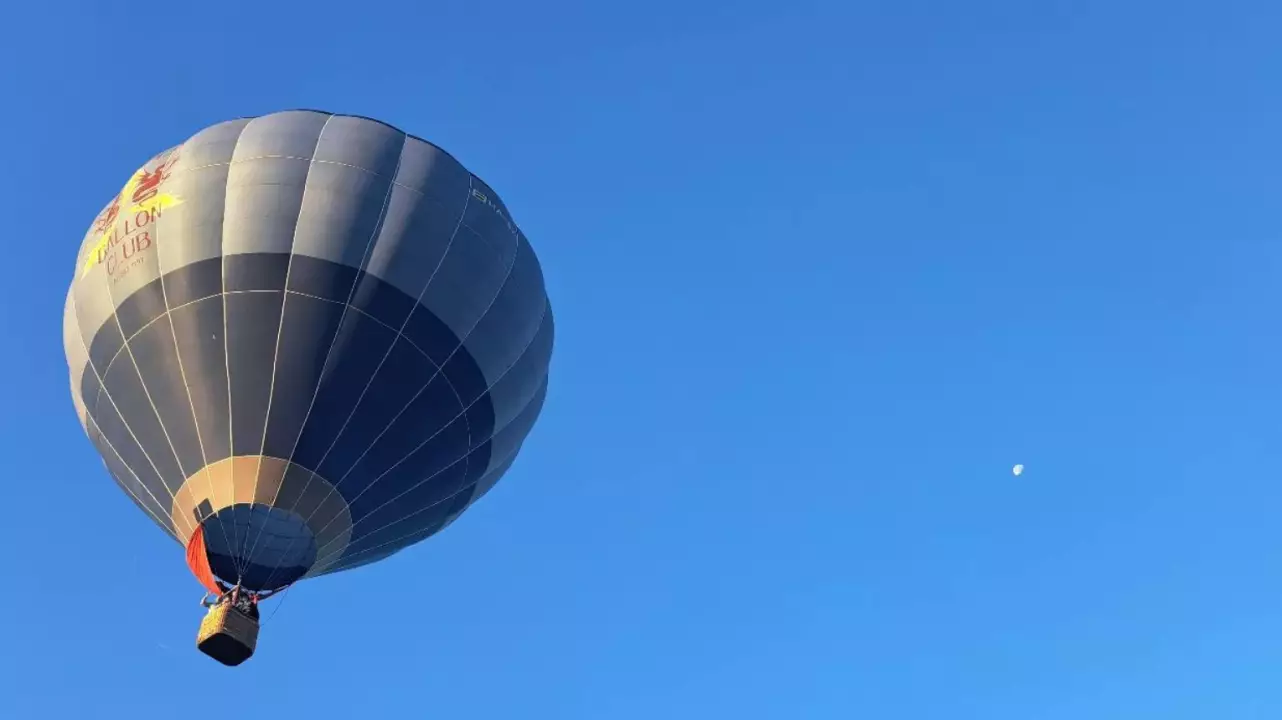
left=3, top=0, right=1282, bottom=717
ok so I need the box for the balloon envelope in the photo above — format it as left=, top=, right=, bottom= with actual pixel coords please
left=63, top=110, right=553, bottom=592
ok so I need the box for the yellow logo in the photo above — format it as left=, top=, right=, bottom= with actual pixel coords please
left=81, top=153, right=184, bottom=278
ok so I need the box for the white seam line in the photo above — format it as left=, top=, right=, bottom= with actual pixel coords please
left=250, top=127, right=410, bottom=592
left=306, top=302, right=548, bottom=557
left=302, top=273, right=547, bottom=569
left=69, top=303, right=177, bottom=541
left=99, top=175, right=190, bottom=523
left=310, top=424, right=531, bottom=573
left=94, top=289, right=441, bottom=381
left=318, top=282, right=545, bottom=521
left=83, top=414, right=181, bottom=541
left=308, top=320, right=546, bottom=558
left=218, top=128, right=242, bottom=578
left=262, top=175, right=477, bottom=579
left=238, top=114, right=336, bottom=582
left=244, top=116, right=391, bottom=583
left=70, top=290, right=180, bottom=539
left=296, top=164, right=474, bottom=511
left=154, top=141, right=239, bottom=566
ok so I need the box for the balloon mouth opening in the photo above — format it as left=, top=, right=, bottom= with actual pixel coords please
left=198, top=503, right=319, bottom=593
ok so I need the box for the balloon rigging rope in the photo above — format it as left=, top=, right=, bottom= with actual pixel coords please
left=260, top=583, right=294, bottom=627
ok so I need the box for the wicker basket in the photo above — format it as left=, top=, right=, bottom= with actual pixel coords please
left=196, top=602, right=260, bottom=666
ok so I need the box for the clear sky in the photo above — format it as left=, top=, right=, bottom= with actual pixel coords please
left=2, top=0, right=1281, bottom=717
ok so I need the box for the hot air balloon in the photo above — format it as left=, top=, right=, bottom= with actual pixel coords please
left=61, top=110, right=554, bottom=666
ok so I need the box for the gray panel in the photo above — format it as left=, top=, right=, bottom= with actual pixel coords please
left=157, top=165, right=232, bottom=276
left=258, top=293, right=346, bottom=460
left=74, top=194, right=116, bottom=286
left=321, top=546, right=402, bottom=574
left=462, top=178, right=520, bottom=270
left=70, top=378, right=88, bottom=432
left=234, top=110, right=331, bottom=157
left=126, top=314, right=206, bottom=476
left=99, top=350, right=185, bottom=496
left=221, top=157, right=312, bottom=256
left=321, top=416, right=529, bottom=576
left=169, top=296, right=232, bottom=463
left=225, top=291, right=283, bottom=455
left=157, top=119, right=250, bottom=275
left=395, top=136, right=472, bottom=200
left=81, top=344, right=181, bottom=516
left=486, top=308, right=554, bottom=435
left=290, top=144, right=399, bottom=267
left=291, top=117, right=404, bottom=268
left=222, top=112, right=330, bottom=256
left=483, top=375, right=547, bottom=477
left=460, top=237, right=549, bottom=389
left=360, top=141, right=471, bottom=300
left=73, top=193, right=132, bottom=343
left=102, top=148, right=176, bottom=306
left=86, top=414, right=177, bottom=538
left=85, top=149, right=193, bottom=497
left=179, top=118, right=253, bottom=168
left=418, top=219, right=510, bottom=348
left=457, top=450, right=517, bottom=517
left=63, top=289, right=87, bottom=414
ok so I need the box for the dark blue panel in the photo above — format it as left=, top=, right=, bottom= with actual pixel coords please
left=87, top=383, right=173, bottom=519
left=224, top=253, right=289, bottom=293
left=343, top=488, right=472, bottom=562
left=350, top=271, right=414, bottom=328
left=315, top=335, right=441, bottom=482
left=202, top=503, right=317, bottom=591
left=257, top=462, right=315, bottom=516
left=337, top=373, right=465, bottom=493
left=343, top=408, right=474, bottom=521
left=289, top=310, right=396, bottom=468
left=261, top=293, right=346, bottom=459
left=401, top=303, right=460, bottom=367
left=287, top=253, right=359, bottom=304
left=86, top=314, right=125, bottom=373
left=349, top=452, right=474, bottom=536
left=99, top=352, right=185, bottom=496
left=87, top=419, right=175, bottom=536
left=401, top=304, right=493, bottom=445
left=448, top=351, right=496, bottom=441
left=327, top=544, right=402, bottom=573
left=113, top=278, right=167, bottom=339
left=127, top=314, right=204, bottom=476
left=163, top=257, right=222, bottom=307
left=225, top=291, right=284, bottom=456
left=169, top=297, right=232, bottom=463
left=80, top=359, right=103, bottom=418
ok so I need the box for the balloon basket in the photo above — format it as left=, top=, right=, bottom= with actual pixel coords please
left=196, top=602, right=259, bottom=666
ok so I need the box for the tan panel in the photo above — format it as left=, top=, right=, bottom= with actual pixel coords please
left=170, top=456, right=353, bottom=572
left=231, top=456, right=260, bottom=505
left=254, top=457, right=290, bottom=505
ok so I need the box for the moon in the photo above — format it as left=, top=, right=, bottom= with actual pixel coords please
left=1012, top=464, right=1024, bottom=476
